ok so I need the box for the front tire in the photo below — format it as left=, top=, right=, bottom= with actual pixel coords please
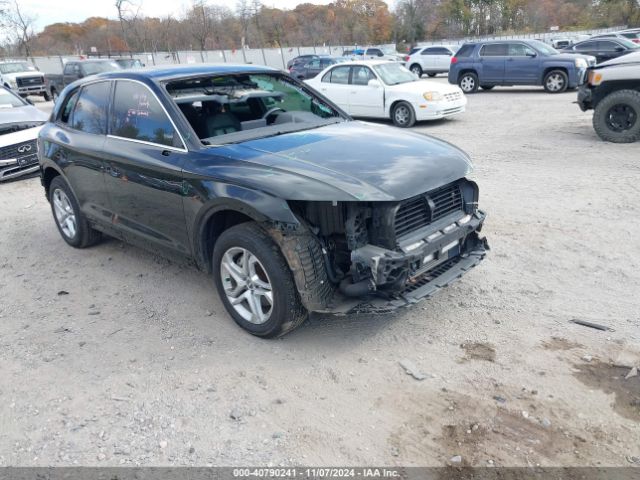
left=459, top=72, right=479, bottom=94
left=543, top=70, right=568, bottom=93
left=592, top=90, right=640, bottom=143
left=427, top=73, right=437, bottom=78
left=49, top=176, right=101, bottom=248
left=43, top=91, right=52, bottom=101
left=409, top=64, right=423, bottom=77
left=212, top=222, right=308, bottom=338
left=391, top=101, right=416, bottom=128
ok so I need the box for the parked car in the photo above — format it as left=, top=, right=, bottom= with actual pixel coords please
left=577, top=51, right=640, bottom=143
left=45, top=59, right=121, bottom=101
left=0, top=86, right=48, bottom=181
left=289, top=56, right=346, bottom=80
left=306, top=60, right=466, bottom=127
left=405, top=45, right=456, bottom=77
left=0, top=61, right=49, bottom=100
left=448, top=40, right=595, bottom=94
left=592, top=31, right=640, bottom=45
left=562, top=37, right=639, bottom=64
left=113, top=58, right=144, bottom=69
left=286, top=54, right=318, bottom=70
left=346, top=48, right=402, bottom=62
left=551, top=38, right=572, bottom=49
left=38, top=64, right=488, bottom=337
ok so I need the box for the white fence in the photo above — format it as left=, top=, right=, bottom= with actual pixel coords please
left=3, top=25, right=628, bottom=74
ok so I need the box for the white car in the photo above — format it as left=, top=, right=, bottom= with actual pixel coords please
left=305, top=60, right=467, bottom=128
left=0, top=85, right=47, bottom=181
left=405, top=45, right=457, bottom=77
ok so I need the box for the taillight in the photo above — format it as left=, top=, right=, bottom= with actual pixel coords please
left=633, top=39, right=640, bottom=44
left=451, top=57, right=458, bottom=64
left=404, top=55, right=410, bottom=62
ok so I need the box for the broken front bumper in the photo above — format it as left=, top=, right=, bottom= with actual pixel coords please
left=325, top=210, right=489, bottom=314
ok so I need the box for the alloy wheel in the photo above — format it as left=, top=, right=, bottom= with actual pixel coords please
left=394, top=105, right=410, bottom=126
left=546, top=73, right=565, bottom=92
left=52, top=188, right=77, bottom=239
left=460, top=76, right=475, bottom=92
left=220, top=247, right=273, bottom=324
left=605, top=104, right=637, bottom=132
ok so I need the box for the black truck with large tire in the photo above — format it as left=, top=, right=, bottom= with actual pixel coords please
left=578, top=52, right=640, bottom=143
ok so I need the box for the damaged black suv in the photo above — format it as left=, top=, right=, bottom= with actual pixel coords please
left=38, top=64, right=488, bottom=337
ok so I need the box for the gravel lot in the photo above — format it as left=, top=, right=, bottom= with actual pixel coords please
left=1, top=80, right=639, bottom=468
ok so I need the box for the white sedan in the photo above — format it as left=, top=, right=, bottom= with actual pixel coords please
left=305, top=60, right=467, bottom=128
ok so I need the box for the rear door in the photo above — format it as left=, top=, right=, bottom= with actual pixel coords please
left=304, top=59, right=324, bottom=79
left=505, top=43, right=539, bottom=83
left=102, top=79, right=190, bottom=257
left=479, top=43, right=507, bottom=83
left=315, top=65, right=352, bottom=112
left=574, top=40, right=600, bottom=60
left=48, top=81, right=113, bottom=228
left=348, top=65, right=384, bottom=117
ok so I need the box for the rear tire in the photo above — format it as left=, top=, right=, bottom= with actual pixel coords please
left=49, top=176, right=101, bottom=248
left=458, top=72, right=479, bottom=94
left=409, top=64, right=423, bottom=77
left=391, top=101, right=416, bottom=128
left=592, top=90, right=640, bottom=143
left=543, top=70, right=568, bottom=93
left=212, top=222, right=308, bottom=338
left=427, top=73, right=437, bottom=78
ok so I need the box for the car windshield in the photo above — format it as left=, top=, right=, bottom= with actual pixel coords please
left=116, top=59, right=142, bottom=68
left=529, top=40, right=559, bottom=55
left=0, top=86, right=28, bottom=108
left=82, top=62, right=120, bottom=75
left=0, top=62, right=37, bottom=74
left=167, top=72, right=346, bottom=145
left=617, top=37, right=640, bottom=49
left=373, top=63, right=416, bottom=85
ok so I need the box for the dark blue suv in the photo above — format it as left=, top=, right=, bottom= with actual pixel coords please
left=448, top=40, right=595, bottom=94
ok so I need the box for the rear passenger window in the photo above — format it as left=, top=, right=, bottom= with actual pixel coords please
left=111, top=81, right=182, bottom=148
left=58, top=89, right=80, bottom=124
left=351, top=66, right=375, bottom=85
left=322, top=66, right=350, bottom=84
left=71, top=81, right=110, bottom=135
left=480, top=44, right=508, bottom=56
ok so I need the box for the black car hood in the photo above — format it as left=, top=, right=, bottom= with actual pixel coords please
left=212, top=121, right=473, bottom=202
left=0, top=105, right=48, bottom=125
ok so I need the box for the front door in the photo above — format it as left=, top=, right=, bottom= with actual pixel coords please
left=102, top=79, right=190, bottom=257
left=505, top=43, right=539, bottom=83
left=348, top=65, right=384, bottom=117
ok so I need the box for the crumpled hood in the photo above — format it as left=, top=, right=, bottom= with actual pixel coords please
left=0, top=105, right=48, bottom=125
left=213, top=121, right=473, bottom=201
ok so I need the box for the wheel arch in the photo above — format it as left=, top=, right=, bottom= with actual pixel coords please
left=42, top=164, right=63, bottom=198
left=457, top=69, right=478, bottom=83
left=541, top=65, right=568, bottom=84
left=593, top=81, right=640, bottom=108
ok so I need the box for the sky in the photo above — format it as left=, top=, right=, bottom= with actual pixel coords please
left=22, top=0, right=394, bottom=31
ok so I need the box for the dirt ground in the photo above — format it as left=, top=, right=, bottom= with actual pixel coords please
left=0, top=79, right=639, bottom=468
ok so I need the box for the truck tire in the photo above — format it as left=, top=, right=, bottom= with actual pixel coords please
left=43, top=91, right=52, bottom=102
left=50, top=88, right=58, bottom=101
left=49, top=176, right=102, bottom=248
left=459, top=72, right=479, bottom=94
left=212, top=222, right=308, bottom=338
left=410, top=64, right=423, bottom=77
left=391, top=101, right=416, bottom=128
left=592, top=89, right=640, bottom=143
left=543, top=70, right=568, bottom=93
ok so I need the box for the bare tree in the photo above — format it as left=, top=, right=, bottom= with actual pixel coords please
left=2, top=0, right=37, bottom=56
left=115, top=0, right=142, bottom=50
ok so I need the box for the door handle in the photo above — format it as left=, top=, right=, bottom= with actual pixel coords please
left=161, top=150, right=171, bottom=157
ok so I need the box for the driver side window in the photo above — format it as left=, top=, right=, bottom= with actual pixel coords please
left=351, top=66, right=375, bottom=86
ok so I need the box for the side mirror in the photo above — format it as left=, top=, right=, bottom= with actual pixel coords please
left=377, top=52, right=383, bottom=57
left=526, top=51, right=537, bottom=57
left=615, top=46, right=625, bottom=52
left=368, top=79, right=381, bottom=88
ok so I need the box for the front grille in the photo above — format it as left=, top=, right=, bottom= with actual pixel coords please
left=16, top=76, right=44, bottom=87
left=444, top=91, right=462, bottom=102
left=394, top=182, right=464, bottom=239
left=403, top=257, right=462, bottom=294
left=0, top=139, right=37, bottom=160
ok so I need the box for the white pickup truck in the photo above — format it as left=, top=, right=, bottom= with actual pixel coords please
left=0, top=61, right=49, bottom=100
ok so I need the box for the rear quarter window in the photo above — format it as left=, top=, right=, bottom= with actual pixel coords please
left=455, top=44, right=475, bottom=58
